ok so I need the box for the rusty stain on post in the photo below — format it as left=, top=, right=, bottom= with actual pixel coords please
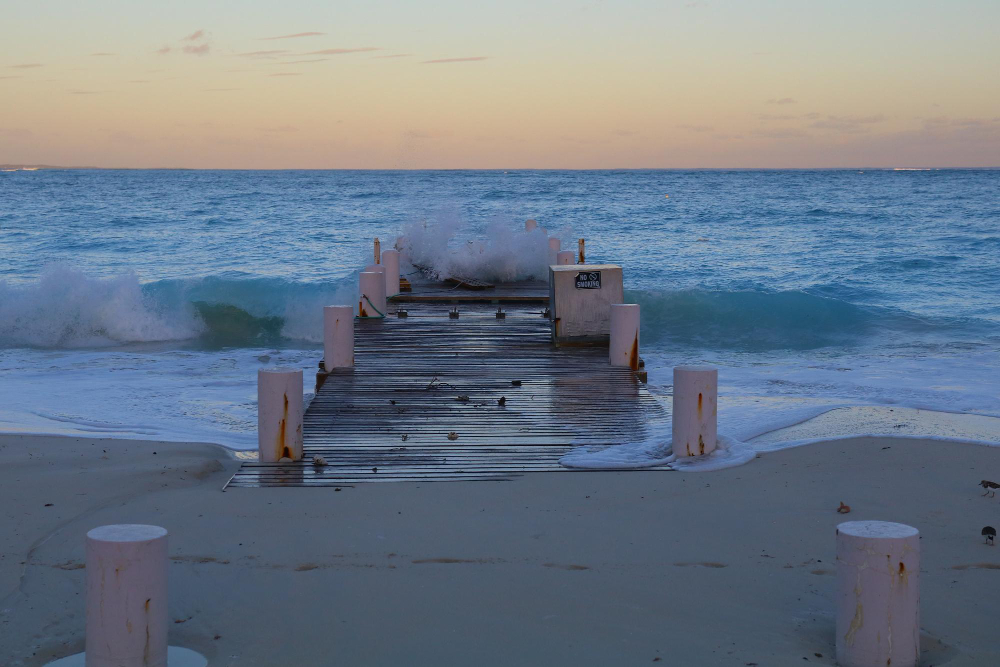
left=277, top=393, right=290, bottom=460
left=629, top=332, right=639, bottom=370
left=578, top=238, right=585, bottom=264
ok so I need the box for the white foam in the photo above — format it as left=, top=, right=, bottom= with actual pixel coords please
left=560, top=433, right=756, bottom=472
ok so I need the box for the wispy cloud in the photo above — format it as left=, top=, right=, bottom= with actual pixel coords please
left=183, top=43, right=210, bottom=56
left=204, top=87, right=241, bottom=92
left=757, top=113, right=796, bottom=121
left=677, top=124, right=713, bottom=132
left=422, top=56, right=488, bottom=64
left=0, top=75, right=22, bottom=80
left=70, top=90, right=104, bottom=95
left=373, top=53, right=412, bottom=59
left=305, top=47, right=380, bottom=55
left=11, top=63, right=44, bottom=69
left=237, top=50, right=289, bottom=58
left=90, top=52, right=116, bottom=57
left=183, top=30, right=205, bottom=42
left=260, top=125, right=298, bottom=132
left=810, top=114, right=886, bottom=132
left=276, top=58, right=327, bottom=65
left=260, top=32, right=325, bottom=40
left=766, top=97, right=796, bottom=105
left=269, top=72, right=302, bottom=77
left=129, top=80, right=151, bottom=84
left=157, top=46, right=172, bottom=55
left=751, top=128, right=807, bottom=139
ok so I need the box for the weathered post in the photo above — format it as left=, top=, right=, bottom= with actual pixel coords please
left=373, top=237, right=381, bottom=264
left=323, top=305, right=354, bottom=371
left=85, top=524, right=169, bottom=667
left=578, top=238, right=585, bottom=264
left=672, top=366, right=717, bottom=456
left=836, top=521, right=920, bottom=667
left=609, top=304, right=640, bottom=370
left=382, top=248, right=401, bottom=297
left=359, top=271, right=387, bottom=318
left=258, top=368, right=303, bottom=462
left=556, top=250, right=575, bottom=265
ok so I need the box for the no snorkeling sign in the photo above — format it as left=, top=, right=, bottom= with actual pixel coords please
left=575, top=271, right=601, bottom=289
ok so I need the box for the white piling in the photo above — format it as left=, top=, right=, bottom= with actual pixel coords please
left=382, top=248, right=400, bottom=297
left=836, top=521, right=920, bottom=667
left=323, top=305, right=354, bottom=371
left=556, top=250, right=575, bottom=265
left=257, top=368, right=303, bottom=462
left=548, top=237, right=561, bottom=265
left=525, top=219, right=538, bottom=232
left=609, top=304, right=640, bottom=370
left=671, top=366, right=717, bottom=457
left=359, top=270, right=387, bottom=318
left=85, top=524, right=169, bottom=667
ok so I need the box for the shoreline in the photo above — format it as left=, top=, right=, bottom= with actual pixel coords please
left=2, top=432, right=999, bottom=665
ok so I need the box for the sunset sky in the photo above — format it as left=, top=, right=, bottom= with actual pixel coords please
left=3, top=0, right=998, bottom=168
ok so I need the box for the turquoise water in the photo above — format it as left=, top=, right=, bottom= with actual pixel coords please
left=1, top=169, right=998, bottom=447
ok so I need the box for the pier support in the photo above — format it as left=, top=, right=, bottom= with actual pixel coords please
left=672, top=366, right=717, bottom=456
left=525, top=219, right=538, bottom=232
left=578, top=238, right=585, bottom=264
left=86, top=525, right=168, bottom=667
left=836, top=521, right=920, bottom=667
left=548, top=237, right=561, bottom=264
left=359, top=271, right=387, bottom=318
left=323, top=305, right=354, bottom=371
left=382, top=249, right=401, bottom=297
left=609, top=304, right=640, bottom=370
left=258, top=368, right=303, bottom=462
left=556, top=250, right=575, bottom=266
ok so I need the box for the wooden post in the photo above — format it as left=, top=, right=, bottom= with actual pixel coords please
left=258, top=368, right=303, bottom=462
left=672, top=366, right=717, bottom=456
left=86, top=525, right=169, bottom=667
left=836, top=521, right=920, bottom=667
left=374, top=237, right=381, bottom=264
left=578, top=238, right=585, bottom=264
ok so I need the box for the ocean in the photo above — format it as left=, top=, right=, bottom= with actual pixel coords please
left=2, top=169, right=999, bottom=449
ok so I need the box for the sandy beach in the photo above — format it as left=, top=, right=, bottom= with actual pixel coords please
left=2, top=433, right=998, bottom=666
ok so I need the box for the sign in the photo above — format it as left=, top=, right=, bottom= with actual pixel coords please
left=575, top=271, right=601, bottom=289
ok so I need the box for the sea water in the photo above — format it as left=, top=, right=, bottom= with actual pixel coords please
left=1, top=169, right=998, bottom=452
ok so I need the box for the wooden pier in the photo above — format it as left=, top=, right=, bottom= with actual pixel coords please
left=225, top=274, right=668, bottom=488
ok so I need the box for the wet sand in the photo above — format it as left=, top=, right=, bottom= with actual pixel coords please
left=2, top=433, right=999, bottom=666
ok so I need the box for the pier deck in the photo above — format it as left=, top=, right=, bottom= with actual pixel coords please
left=226, top=278, right=668, bottom=488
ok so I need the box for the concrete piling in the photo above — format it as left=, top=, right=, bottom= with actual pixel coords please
left=381, top=248, right=400, bottom=297
left=323, top=305, right=354, bottom=371
left=609, top=304, right=640, bottom=370
left=85, top=524, right=169, bottom=667
left=672, top=366, right=717, bottom=457
left=258, top=368, right=303, bottom=462
left=359, top=271, right=387, bottom=318
left=548, top=237, right=561, bottom=264
left=556, top=250, right=575, bottom=265
left=525, top=219, right=538, bottom=232
left=836, top=521, right=920, bottom=667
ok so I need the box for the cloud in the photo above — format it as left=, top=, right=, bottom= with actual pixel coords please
left=757, top=113, right=796, bottom=121
left=260, top=32, right=325, bottom=40
left=276, top=58, right=327, bottom=65
left=129, top=80, right=151, bottom=84
left=373, top=53, right=413, bottom=59
left=269, top=72, right=302, bottom=77
left=810, top=114, right=886, bottom=132
left=11, top=63, right=43, bottom=69
left=183, top=43, right=211, bottom=56
left=204, top=87, right=241, bottom=92
left=751, top=51, right=771, bottom=56
left=766, top=97, right=796, bottom=105
left=260, top=125, right=298, bottom=132
left=677, top=124, right=713, bottom=132
left=305, top=47, right=380, bottom=55
left=90, top=52, right=116, bottom=57
left=70, top=90, right=104, bottom=95
left=750, top=128, right=807, bottom=139
left=184, top=30, right=205, bottom=42
left=685, top=1, right=708, bottom=7
left=0, top=75, right=22, bottom=80
left=157, top=46, right=172, bottom=55
left=613, top=129, right=637, bottom=137
left=237, top=50, right=289, bottom=58
left=422, top=56, right=488, bottom=64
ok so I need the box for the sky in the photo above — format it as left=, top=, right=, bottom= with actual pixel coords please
left=2, top=0, right=999, bottom=169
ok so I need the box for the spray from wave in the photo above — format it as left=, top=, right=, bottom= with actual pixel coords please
left=397, top=216, right=569, bottom=282
left=0, top=267, right=356, bottom=349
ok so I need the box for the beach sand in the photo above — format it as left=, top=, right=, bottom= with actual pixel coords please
left=2, top=433, right=999, bottom=666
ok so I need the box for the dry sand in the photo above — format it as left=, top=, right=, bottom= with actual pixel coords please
left=1, top=433, right=999, bottom=666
